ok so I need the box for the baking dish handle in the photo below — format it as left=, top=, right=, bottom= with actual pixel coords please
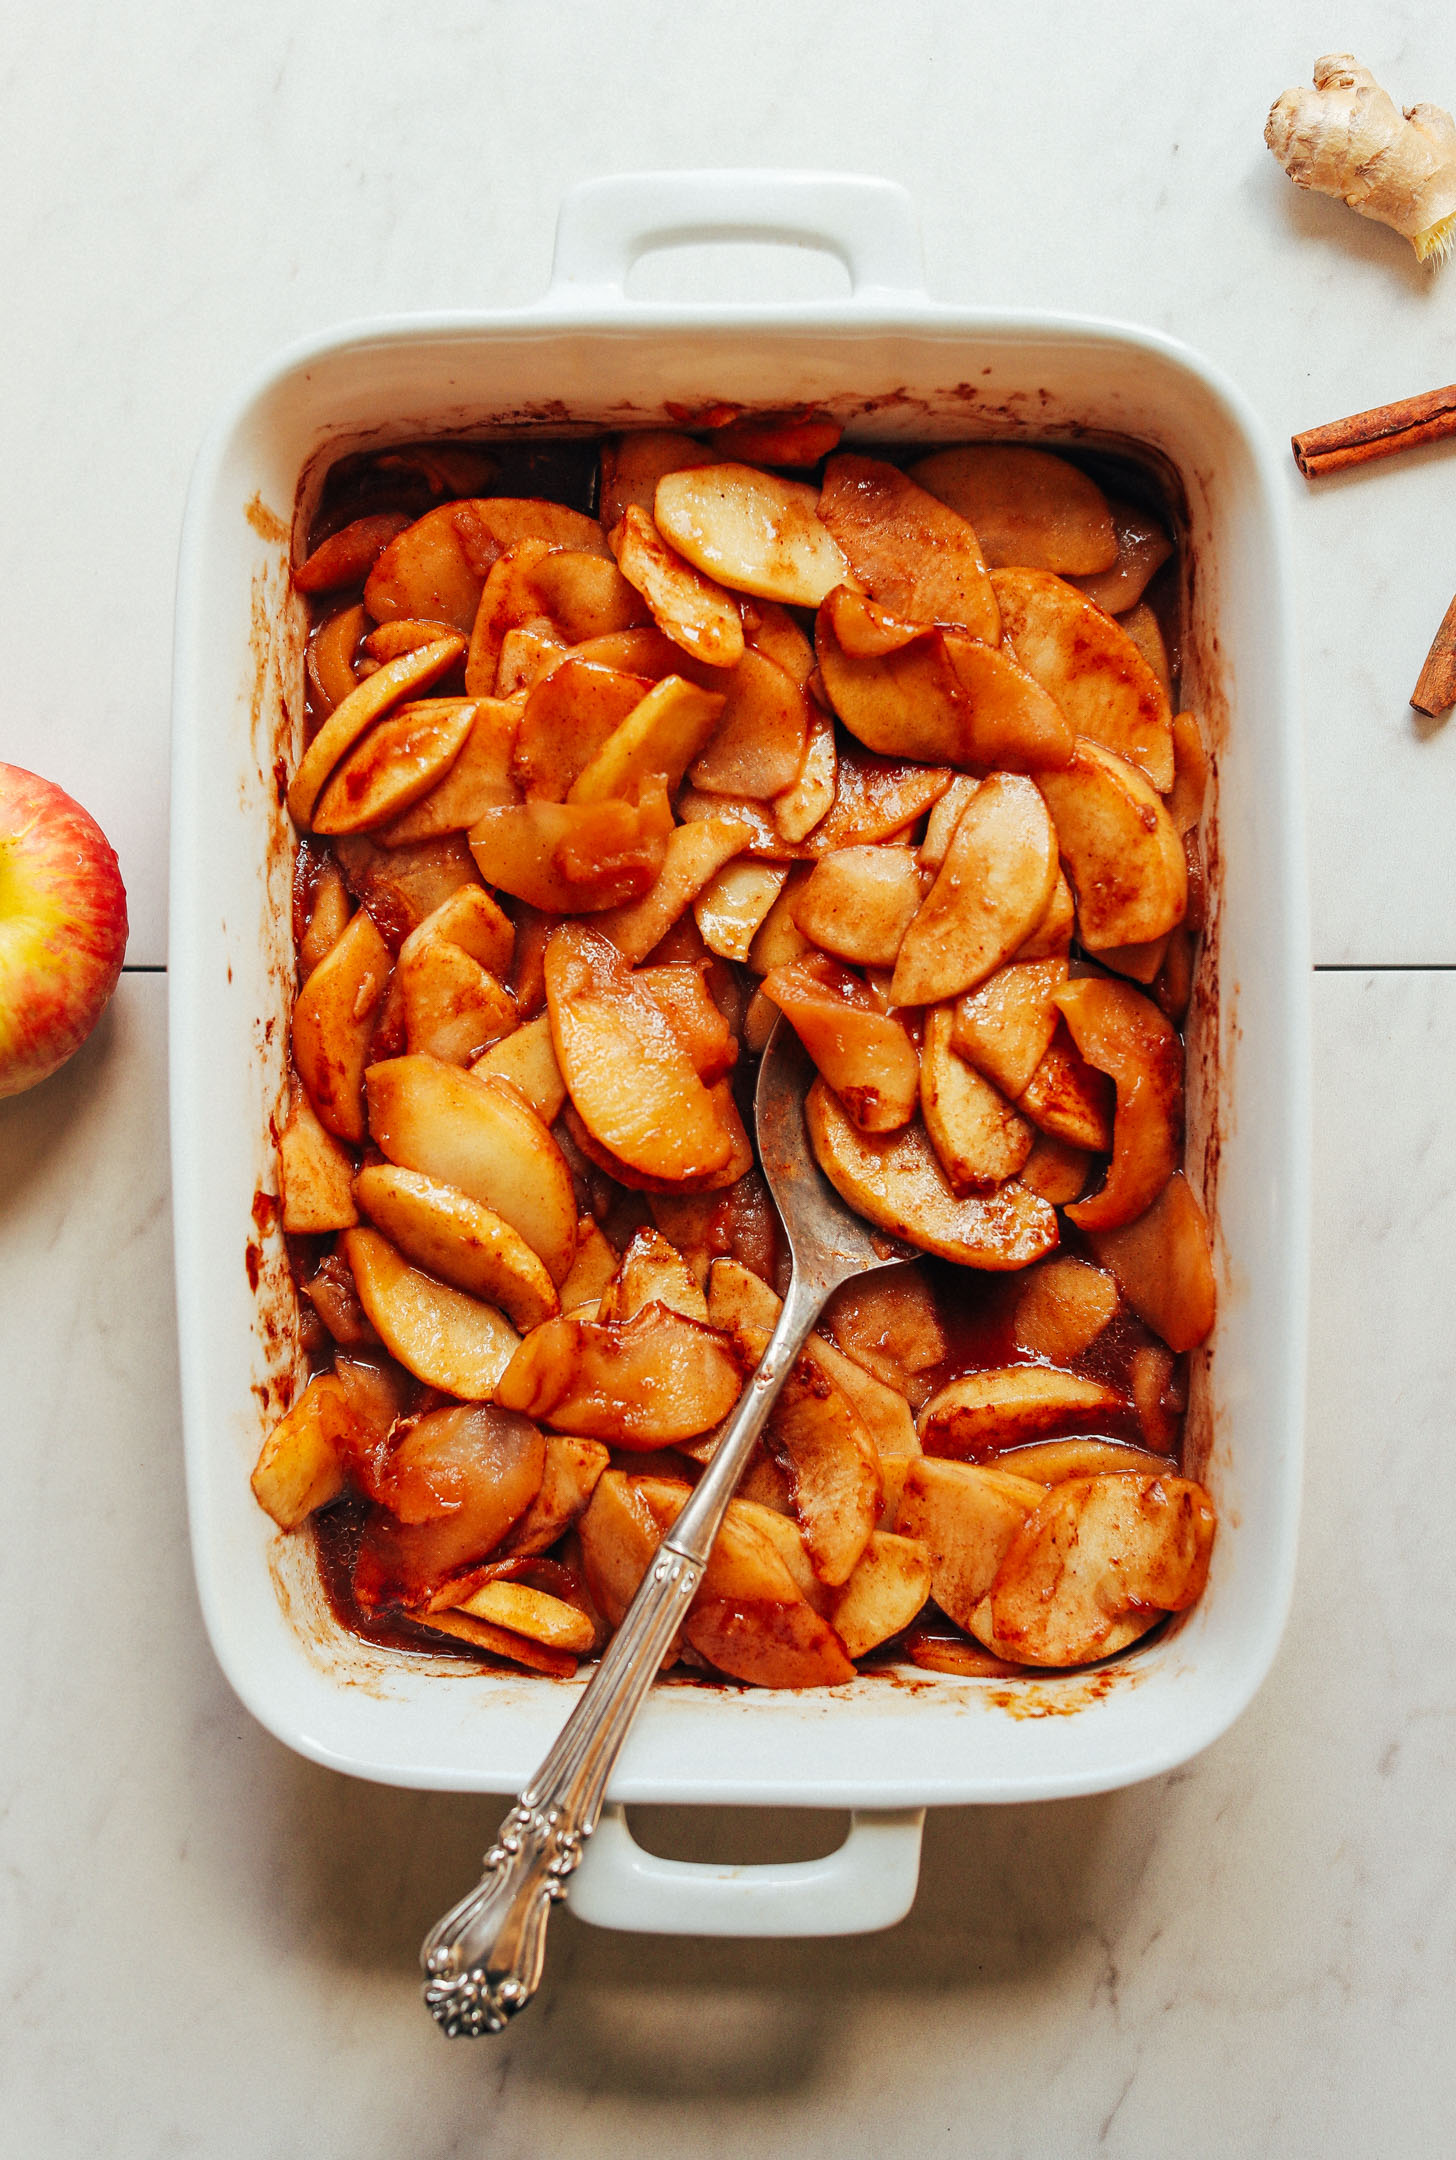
left=545, top=170, right=925, bottom=305
left=567, top=1803, right=924, bottom=1936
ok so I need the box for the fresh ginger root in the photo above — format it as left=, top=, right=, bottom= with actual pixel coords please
left=1266, top=54, right=1456, bottom=264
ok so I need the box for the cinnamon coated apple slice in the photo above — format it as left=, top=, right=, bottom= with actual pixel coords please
left=609, top=504, right=745, bottom=668
left=1011, top=1255, right=1120, bottom=1362
left=501, top=1434, right=611, bottom=1556
left=381, top=697, right=523, bottom=843
left=1037, top=740, right=1187, bottom=951
left=791, top=844, right=923, bottom=968
left=352, top=1163, right=560, bottom=1329
left=289, top=636, right=467, bottom=828
left=918, top=1367, right=1125, bottom=1456
left=1086, top=1169, right=1216, bottom=1350
left=599, top=430, right=717, bottom=528
left=908, top=446, right=1118, bottom=575
left=467, top=781, right=673, bottom=913
left=919, top=1006, right=1033, bottom=1193
left=993, top=567, right=1174, bottom=790
left=351, top=1401, right=546, bottom=1612
left=975, top=1473, right=1216, bottom=1666
left=545, top=923, right=735, bottom=1181
left=765, top=1355, right=882, bottom=1585
left=818, top=452, right=1001, bottom=640
left=1071, top=497, right=1174, bottom=614
left=592, top=814, right=753, bottom=962
left=1053, top=976, right=1183, bottom=1231
left=495, top=1304, right=745, bottom=1444
left=566, top=674, right=725, bottom=803
left=1015, top=1024, right=1116, bottom=1152
left=895, top=1458, right=1046, bottom=1632
left=806, top=1077, right=1058, bottom=1270
left=509, top=658, right=652, bottom=800
left=688, top=648, right=811, bottom=798
left=469, top=1011, right=566, bottom=1124
left=598, top=1225, right=709, bottom=1325
left=693, top=860, right=791, bottom=961
left=396, top=920, right=517, bottom=1065
left=952, top=957, right=1068, bottom=1100
left=654, top=462, right=852, bottom=608
left=761, top=955, right=920, bottom=1134
left=277, top=1079, right=359, bottom=1233
left=364, top=497, right=610, bottom=632
left=292, top=908, right=392, bottom=1142
left=312, top=699, right=477, bottom=835
left=364, top=1054, right=578, bottom=1282
left=827, top=1531, right=933, bottom=1658
left=994, top=1438, right=1173, bottom=1484
left=342, top=1226, right=522, bottom=1397
left=251, top=1371, right=353, bottom=1529
left=890, top=772, right=1058, bottom=1007
left=771, top=706, right=837, bottom=843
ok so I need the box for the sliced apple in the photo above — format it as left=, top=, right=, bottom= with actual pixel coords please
left=561, top=1084, right=752, bottom=1196
left=364, top=497, right=610, bottom=632
left=995, top=1438, right=1173, bottom=1484
left=1128, top=1344, right=1182, bottom=1451
left=688, top=648, right=811, bottom=798
left=469, top=1011, right=566, bottom=1124
left=693, top=859, right=791, bottom=961
left=994, top=567, right=1174, bottom=790
left=251, top=1371, right=352, bottom=1529
left=545, top=924, right=734, bottom=1181
left=365, top=1053, right=578, bottom=1282
left=1166, top=709, right=1209, bottom=835
left=791, top=845, right=923, bottom=968
left=636, top=965, right=737, bottom=1084
left=920, top=1006, right=1033, bottom=1192
left=594, top=814, right=753, bottom=962
left=706, top=1256, right=784, bottom=1338
left=444, top=1578, right=595, bottom=1655
left=502, top=1433, right=611, bottom=1556
left=462, top=539, right=557, bottom=694
left=1012, top=1256, right=1119, bottom=1362
left=827, top=1531, right=933, bottom=1658
left=1017, top=1130, right=1092, bottom=1205
left=1015, top=1026, right=1116, bottom=1153
left=654, top=462, right=851, bottom=608
left=1071, top=497, right=1174, bottom=614
left=307, top=602, right=367, bottom=715
left=745, top=598, right=816, bottom=684
left=1037, top=738, right=1187, bottom=951
left=598, top=1225, right=709, bottom=1325
left=806, top=744, right=952, bottom=857
left=496, top=626, right=569, bottom=696
left=822, top=1266, right=947, bottom=1407
left=467, top=782, right=673, bottom=913
left=806, top=1078, right=1058, bottom=1270
left=762, top=956, right=920, bottom=1134
left=495, top=1303, right=744, bottom=1444
left=1054, top=976, right=1183, bottom=1230
left=342, top=1226, right=520, bottom=1397
left=289, top=636, right=466, bottom=828
left=818, top=453, right=1001, bottom=640
left=509, top=658, right=653, bottom=800
left=908, top=446, right=1118, bottom=575
left=396, top=921, right=516, bottom=1065
left=805, top=1330, right=920, bottom=1459
left=766, top=1354, right=882, bottom=1585
left=890, top=772, right=1058, bottom=1007
left=278, top=1079, right=358, bottom=1232
left=381, top=697, right=523, bottom=843
left=1117, top=601, right=1170, bottom=698
left=556, top=1217, right=621, bottom=1312
left=709, top=411, right=842, bottom=465
left=1015, top=866, right=1075, bottom=959
left=919, top=1367, right=1125, bottom=1457
left=609, top=504, right=744, bottom=667
left=1086, top=1169, right=1215, bottom=1350
left=771, top=706, right=837, bottom=843
left=332, top=830, right=482, bottom=942
left=952, top=957, right=1068, bottom=1099
left=296, top=510, right=413, bottom=594
left=353, top=1162, right=559, bottom=1329
left=351, top=1401, right=546, bottom=1611
left=599, top=431, right=717, bottom=528
left=895, top=1458, right=1046, bottom=1632
left=292, top=908, right=392, bottom=1142
left=978, top=1473, right=1216, bottom=1666
left=918, top=774, right=978, bottom=869
left=567, top=675, right=725, bottom=803
left=297, top=858, right=352, bottom=976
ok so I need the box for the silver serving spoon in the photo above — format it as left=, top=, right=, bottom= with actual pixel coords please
left=420, top=1020, right=908, bottom=2036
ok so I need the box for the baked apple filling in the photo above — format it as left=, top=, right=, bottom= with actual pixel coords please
left=254, top=423, right=1218, bottom=1687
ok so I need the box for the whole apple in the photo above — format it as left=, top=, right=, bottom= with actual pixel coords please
left=0, top=763, right=128, bottom=1098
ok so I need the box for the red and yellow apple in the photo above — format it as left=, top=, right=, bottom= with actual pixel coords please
left=0, top=764, right=128, bottom=1098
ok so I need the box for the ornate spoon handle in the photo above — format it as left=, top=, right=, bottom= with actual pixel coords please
left=420, top=1284, right=821, bottom=2036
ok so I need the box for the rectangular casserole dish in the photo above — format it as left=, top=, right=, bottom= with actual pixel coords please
left=170, top=172, right=1308, bottom=1935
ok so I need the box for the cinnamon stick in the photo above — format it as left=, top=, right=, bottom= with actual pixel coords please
left=1411, top=592, right=1456, bottom=717
left=1292, top=383, right=1456, bottom=478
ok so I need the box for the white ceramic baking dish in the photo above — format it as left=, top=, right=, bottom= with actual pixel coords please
left=170, top=171, right=1308, bottom=1938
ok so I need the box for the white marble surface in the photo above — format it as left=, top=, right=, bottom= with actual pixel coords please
left=4, top=2, right=1456, bottom=2152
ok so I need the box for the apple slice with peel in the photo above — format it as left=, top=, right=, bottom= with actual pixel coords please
left=251, top=1371, right=352, bottom=1529
left=495, top=1303, right=745, bottom=1444
left=976, top=1473, right=1216, bottom=1666
left=313, top=700, right=477, bottom=835
left=467, top=781, right=673, bottom=913
left=993, top=568, right=1174, bottom=790
left=609, top=505, right=744, bottom=668
left=827, top=1532, right=933, bottom=1657
left=351, top=1401, right=546, bottom=1611
left=1054, top=976, right=1183, bottom=1231
left=952, top=957, right=1068, bottom=1099
left=1128, top=1344, right=1182, bottom=1451
left=1166, top=710, right=1209, bottom=836
left=342, top=1226, right=521, bottom=1396
left=469, top=1011, right=565, bottom=1124
left=365, top=1053, right=578, bottom=1281
left=1012, top=1256, right=1119, bottom=1362
left=807, top=1077, right=1058, bottom=1270
left=693, top=860, right=791, bottom=961
left=567, top=675, right=725, bottom=803
left=1037, top=740, right=1187, bottom=951
left=762, top=955, right=920, bottom=1134
left=593, top=815, right=753, bottom=962
left=908, top=446, right=1118, bottom=574
left=1016, top=1025, right=1116, bottom=1152
left=895, top=1458, right=1047, bottom=1632
left=806, top=1332, right=920, bottom=1460
left=598, top=1226, right=709, bottom=1325
left=654, top=463, right=851, bottom=607
left=382, top=698, right=523, bottom=844
left=890, top=772, right=1058, bottom=1007
left=771, top=707, right=837, bottom=843
left=278, top=1079, right=358, bottom=1232
left=353, top=1163, right=560, bottom=1329
left=920, top=1006, right=1033, bottom=1194
left=545, top=924, right=734, bottom=1181
left=818, top=453, right=1001, bottom=640
left=509, top=659, right=652, bottom=800
left=364, top=497, right=610, bottom=632
left=1086, top=1169, right=1216, bottom=1350
left=791, top=845, right=923, bottom=968
left=765, top=1353, right=882, bottom=1585
left=689, top=648, right=811, bottom=799
left=501, top=1434, right=611, bottom=1556
left=292, top=908, right=392, bottom=1142
left=918, top=1367, right=1127, bottom=1456
left=599, top=431, right=717, bottom=528
left=995, top=1438, right=1174, bottom=1484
